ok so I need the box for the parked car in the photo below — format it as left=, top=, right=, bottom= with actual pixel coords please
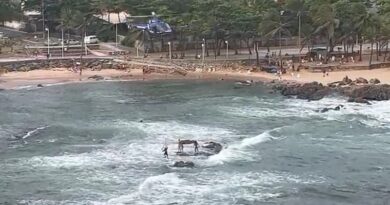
left=261, top=65, right=279, bottom=73
left=63, top=39, right=80, bottom=45
left=84, top=35, right=98, bottom=44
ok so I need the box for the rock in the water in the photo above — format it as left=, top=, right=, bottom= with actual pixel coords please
left=355, top=77, right=368, bottom=84
left=278, top=82, right=330, bottom=101
left=88, top=75, right=104, bottom=81
left=369, top=78, right=381, bottom=84
left=348, top=97, right=371, bottom=105
left=319, top=105, right=344, bottom=113
left=172, top=161, right=195, bottom=168
left=348, top=84, right=390, bottom=101
left=37, top=84, right=44, bottom=87
left=202, top=141, right=223, bottom=154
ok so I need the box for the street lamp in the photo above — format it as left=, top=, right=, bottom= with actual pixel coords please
left=115, top=23, right=118, bottom=48
left=201, top=43, right=205, bottom=66
left=61, top=26, right=64, bottom=58
left=45, top=27, right=50, bottom=58
left=279, top=10, right=285, bottom=69
left=225, top=40, right=229, bottom=60
left=168, top=42, right=172, bottom=60
left=298, top=11, right=301, bottom=65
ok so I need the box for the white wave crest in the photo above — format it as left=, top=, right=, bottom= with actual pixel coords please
left=21, top=126, right=49, bottom=139
left=206, top=130, right=275, bottom=165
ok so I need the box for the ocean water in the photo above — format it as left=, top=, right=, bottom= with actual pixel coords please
left=1, top=80, right=390, bottom=205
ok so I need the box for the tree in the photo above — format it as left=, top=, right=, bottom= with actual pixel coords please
left=310, top=0, right=339, bottom=60
left=260, top=8, right=291, bottom=67
left=0, top=1, right=21, bottom=24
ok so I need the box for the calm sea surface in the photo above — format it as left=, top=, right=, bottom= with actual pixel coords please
left=1, top=80, right=390, bottom=205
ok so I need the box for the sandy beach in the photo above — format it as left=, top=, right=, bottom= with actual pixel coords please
left=1, top=67, right=390, bottom=90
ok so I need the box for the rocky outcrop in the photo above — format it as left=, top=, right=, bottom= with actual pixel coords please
left=276, top=82, right=331, bottom=101
left=272, top=78, right=390, bottom=104
left=355, top=77, right=369, bottom=84
left=202, top=141, right=223, bottom=154
left=348, top=84, right=390, bottom=101
left=369, top=78, right=381, bottom=84
left=172, top=161, right=195, bottom=168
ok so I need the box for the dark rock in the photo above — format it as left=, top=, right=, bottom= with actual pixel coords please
left=348, top=84, right=390, bottom=101
left=88, top=75, right=104, bottom=81
left=37, top=84, right=44, bottom=87
left=320, top=108, right=331, bottom=113
left=348, top=97, right=371, bottom=105
left=319, top=105, right=344, bottom=113
left=172, top=161, right=194, bottom=168
left=334, top=105, right=344, bottom=110
left=355, top=77, right=368, bottom=84
left=328, top=81, right=341, bottom=88
left=342, top=76, right=353, bottom=85
left=275, top=82, right=331, bottom=101
left=202, top=141, right=223, bottom=154
left=369, top=78, right=381, bottom=84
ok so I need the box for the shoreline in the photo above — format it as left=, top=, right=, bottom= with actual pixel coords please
left=1, top=67, right=390, bottom=90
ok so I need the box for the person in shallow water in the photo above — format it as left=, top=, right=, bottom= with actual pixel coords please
left=194, top=141, right=199, bottom=153
left=162, top=145, right=169, bottom=159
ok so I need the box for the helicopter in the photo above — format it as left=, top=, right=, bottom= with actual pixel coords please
left=126, top=12, right=173, bottom=35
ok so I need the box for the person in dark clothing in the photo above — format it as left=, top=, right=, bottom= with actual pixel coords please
left=194, top=141, right=199, bottom=153
left=162, top=145, right=169, bottom=159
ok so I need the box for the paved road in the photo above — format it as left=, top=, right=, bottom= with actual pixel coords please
left=0, top=56, right=112, bottom=63
left=0, top=27, right=28, bottom=38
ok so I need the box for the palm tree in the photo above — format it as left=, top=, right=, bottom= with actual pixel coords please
left=260, top=8, right=291, bottom=67
left=310, top=1, right=339, bottom=61
left=360, top=12, right=381, bottom=68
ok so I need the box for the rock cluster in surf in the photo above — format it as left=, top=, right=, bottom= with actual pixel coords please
left=271, top=76, right=390, bottom=104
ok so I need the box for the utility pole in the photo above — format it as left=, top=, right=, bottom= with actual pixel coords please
left=41, top=0, right=45, bottom=39
left=298, top=12, right=301, bottom=65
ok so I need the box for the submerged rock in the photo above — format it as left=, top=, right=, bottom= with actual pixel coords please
left=348, top=97, right=371, bottom=105
left=172, top=161, right=195, bottom=168
left=319, top=105, right=345, bottom=113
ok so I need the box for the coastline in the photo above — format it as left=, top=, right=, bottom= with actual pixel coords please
left=1, top=67, right=390, bottom=90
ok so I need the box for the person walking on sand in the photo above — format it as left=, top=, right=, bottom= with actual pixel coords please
left=162, top=145, right=169, bottom=159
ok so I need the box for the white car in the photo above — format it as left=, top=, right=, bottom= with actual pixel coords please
left=84, top=35, right=98, bottom=44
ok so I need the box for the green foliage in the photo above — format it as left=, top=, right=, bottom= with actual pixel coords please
left=0, top=1, right=21, bottom=23
left=17, top=0, right=390, bottom=57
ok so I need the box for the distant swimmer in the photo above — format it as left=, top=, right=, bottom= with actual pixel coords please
left=162, top=145, right=169, bottom=159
